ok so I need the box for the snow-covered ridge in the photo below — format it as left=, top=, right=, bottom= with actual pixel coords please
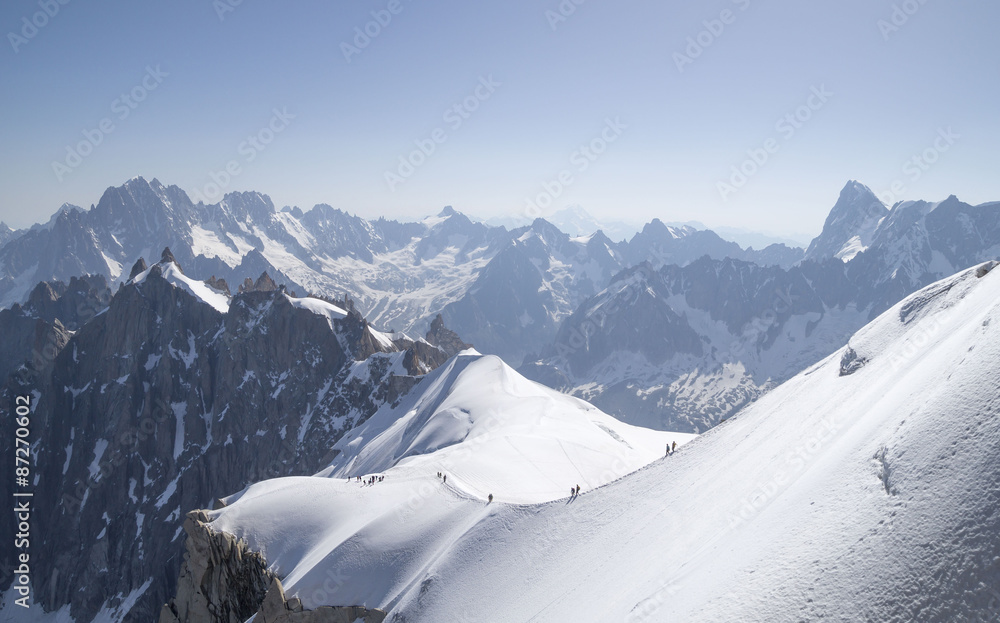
left=203, top=261, right=1000, bottom=621
left=204, top=353, right=693, bottom=615
left=315, top=351, right=693, bottom=503
left=130, top=261, right=230, bottom=313
left=285, top=294, right=348, bottom=328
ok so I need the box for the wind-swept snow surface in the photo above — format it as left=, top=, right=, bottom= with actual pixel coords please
left=210, top=263, right=1000, bottom=622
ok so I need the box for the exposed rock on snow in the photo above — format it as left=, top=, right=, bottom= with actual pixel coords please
left=160, top=511, right=387, bottom=623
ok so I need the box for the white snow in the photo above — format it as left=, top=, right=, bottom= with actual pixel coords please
left=314, top=351, right=692, bottom=504
left=834, top=234, right=866, bottom=261
left=172, top=402, right=187, bottom=460
left=208, top=262, right=1000, bottom=622
left=189, top=223, right=244, bottom=267
left=87, top=439, right=109, bottom=481
left=131, top=261, right=230, bottom=313
left=62, top=440, right=73, bottom=475
left=286, top=294, right=348, bottom=328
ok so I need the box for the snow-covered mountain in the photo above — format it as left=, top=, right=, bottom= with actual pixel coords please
left=0, top=222, right=17, bottom=248
left=439, top=218, right=803, bottom=365
left=479, top=205, right=642, bottom=243
left=0, top=178, right=508, bottom=335
left=167, top=261, right=1000, bottom=622
left=804, top=180, right=887, bottom=262
left=523, top=183, right=1000, bottom=431
left=0, top=251, right=470, bottom=623
left=847, top=194, right=1000, bottom=314
left=522, top=256, right=867, bottom=432
left=709, top=225, right=811, bottom=251
left=0, top=177, right=806, bottom=368
left=545, top=205, right=641, bottom=243
left=439, top=220, right=626, bottom=365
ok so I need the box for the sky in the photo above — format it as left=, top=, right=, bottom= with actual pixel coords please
left=0, top=0, right=997, bottom=238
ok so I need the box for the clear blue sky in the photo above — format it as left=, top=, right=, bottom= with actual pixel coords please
left=1, top=0, right=997, bottom=236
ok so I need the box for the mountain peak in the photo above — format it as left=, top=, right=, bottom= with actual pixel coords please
left=128, top=257, right=148, bottom=281
left=804, top=181, right=888, bottom=262
left=438, top=205, right=457, bottom=217
left=160, top=247, right=176, bottom=265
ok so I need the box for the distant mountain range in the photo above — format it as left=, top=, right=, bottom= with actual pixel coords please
left=0, top=177, right=803, bottom=366
left=2, top=178, right=997, bottom=434
left=477, top=205, right=811, bottom=248
left=522, top=181, right=1000, bottom=431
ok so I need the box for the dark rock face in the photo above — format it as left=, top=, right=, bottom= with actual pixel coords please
left=425, top=314, right=472, bottom=357
left=545, top=264, right=704, bottom=378
left=23, top=274, right=113, bottom=331
left=0, top=307, right=71, bottom=389
left=0, top=275, right=110, bottom=383
left=0, top=260, right=451, bottom=623
left=128, top=258, right=148, bottom=281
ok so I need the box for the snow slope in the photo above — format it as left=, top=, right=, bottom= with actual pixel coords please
left=314, top=351, right=692, bottom=504
left=206, top=261, right=1000, bottom=622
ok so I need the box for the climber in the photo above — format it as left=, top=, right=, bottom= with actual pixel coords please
left=488, top=493, right=493, bottom=503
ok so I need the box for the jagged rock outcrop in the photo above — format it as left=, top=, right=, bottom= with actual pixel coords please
left=160, top=511, right=386, bottom=623
left=239, top=271, right=279, bottom=293
left=159, top=511, right=275, bottom=623
left=161, top=247, right=180, bottom=268
left=23, top=274, right=113, bottom=330
left=425, top=314, right=472, bottom=356
left=128, top=257, right=148, bottom=281
left=205, top=276, right=231, bottom=296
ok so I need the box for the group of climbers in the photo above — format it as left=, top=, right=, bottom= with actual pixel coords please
left=353, top=475, right=385, bottom=485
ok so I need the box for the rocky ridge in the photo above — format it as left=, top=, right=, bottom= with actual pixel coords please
left=0, top=251, right=465, bottom=623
